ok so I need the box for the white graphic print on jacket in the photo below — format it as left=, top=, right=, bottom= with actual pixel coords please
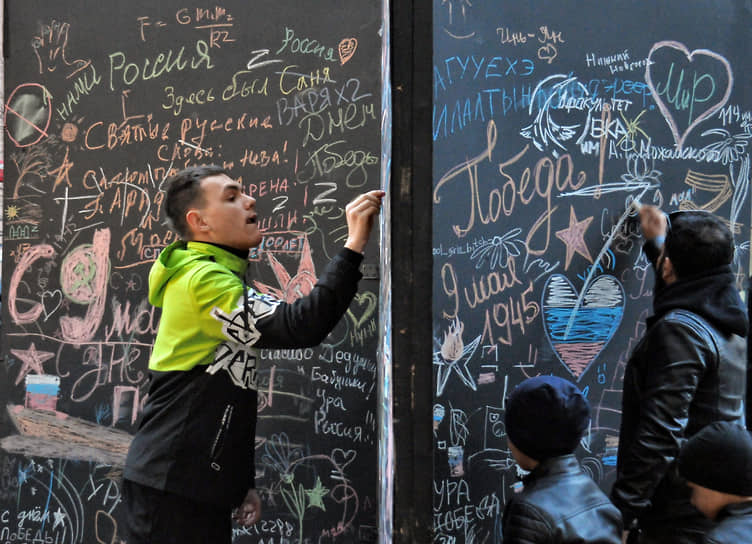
left=207, top=291, right=280, bottom=390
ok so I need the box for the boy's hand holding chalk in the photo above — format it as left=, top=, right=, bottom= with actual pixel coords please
left=635, top=200, right=668, bottom=243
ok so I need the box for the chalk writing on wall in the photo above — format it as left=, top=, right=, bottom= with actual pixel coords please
left=432, top=1, right=752, bottom=542
left=1, top=1, right=385, bottom=542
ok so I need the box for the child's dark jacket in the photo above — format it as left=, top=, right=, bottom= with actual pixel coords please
left=502, top=454, right=623, bottom=544
left=704, top=502, right=752, bottom=544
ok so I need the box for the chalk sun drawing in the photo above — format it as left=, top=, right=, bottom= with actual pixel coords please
left=542, top=274, right=624, bottom=380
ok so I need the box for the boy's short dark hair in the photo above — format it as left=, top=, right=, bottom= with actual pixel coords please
left=164, top=165, right=230, bottom=238
left=665, top=211, right=734, bottom=278
left=504, top=375, right=590, bottom=461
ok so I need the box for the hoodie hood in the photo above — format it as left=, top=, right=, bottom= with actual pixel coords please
left=148, top=241, right=248, bottom=307
left=649, top=265, right=748, bottom=337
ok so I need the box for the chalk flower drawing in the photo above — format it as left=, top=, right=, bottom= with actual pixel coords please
left=262, top=432, right=303, bottom=484
left=470, top=229, right=524, bottom=270
left=558, top=154, right=662, bottom=198
left=698, top=128, right=751, bottom=165
left=729, top=155, right=751, bottom=237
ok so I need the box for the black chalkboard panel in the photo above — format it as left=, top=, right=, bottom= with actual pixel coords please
left=1, top=1, right=384, bottom=542
left=432, top=1, right=751, bottom=541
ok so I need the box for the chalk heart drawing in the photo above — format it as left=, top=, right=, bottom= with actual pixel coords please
left=542, top=274, right=624, bottom=380
left=41, top=290, right=63, bottom=321
left=347, top=292, right=376, bottom=328
left=645, top=41, right=733, bottom=150
left=338, top=38, right=357, bottom=65
left=332, top=448, right=356, bottom=470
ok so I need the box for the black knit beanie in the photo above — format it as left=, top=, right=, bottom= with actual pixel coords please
left=678, top=421, right=752, bottom=496
left=504, top=375, right=590, bottom=461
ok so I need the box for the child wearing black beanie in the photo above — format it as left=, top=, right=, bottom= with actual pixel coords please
left=502, top=375, right=623, bottom=543
left=678, top=421, right=752, bottom=543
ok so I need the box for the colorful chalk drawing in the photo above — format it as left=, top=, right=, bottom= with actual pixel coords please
left=253, top=234, right=316, bottom=303
left=1, top=4, right=384, bottom=543
left=24, top=375, right=60, bottom=411
left=4, top=83, right=52, bottom=148
left=645, top=41, right=733, bottom=151
left=261, top=433, right=360, bottom=543
left=542, top=274, right=624, bottom=380
left=433, top=318, right=481, bottom=396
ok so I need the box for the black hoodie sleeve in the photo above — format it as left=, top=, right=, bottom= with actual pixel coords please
left=251, top=248, right=364, bottom=348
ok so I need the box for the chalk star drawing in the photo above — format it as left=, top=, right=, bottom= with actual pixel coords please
left=305, top=476, right=329, bottom=510
left=52, top=507, right=66, bottom=530
left=556, top=206, right=594, bottom=270
left=11, top=343, right=55, bottom=385
left=254, top=236, right=316, bottom=303
left=433, top=318, right=481, bottom=396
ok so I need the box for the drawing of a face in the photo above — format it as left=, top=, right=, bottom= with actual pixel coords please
left=483, top=406, right=506, bottom=450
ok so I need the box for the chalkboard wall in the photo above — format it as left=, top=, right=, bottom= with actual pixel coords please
left=1, top=1, right=384, bottom=542
left=432, top=1, right=752, bottom=542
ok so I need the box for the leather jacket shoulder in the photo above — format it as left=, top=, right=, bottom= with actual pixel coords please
left=612, top=309, right=746, bottom=526
left=503, top=455, right=623, bottom=543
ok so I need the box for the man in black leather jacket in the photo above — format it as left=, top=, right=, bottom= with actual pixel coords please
left=611, top=209, right=748, bottom=544
left=678, top=421, right=752, bottom=544
left=503, top=375, right=623, bottom=543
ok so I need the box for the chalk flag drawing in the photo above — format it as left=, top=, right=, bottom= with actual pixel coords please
left=645, top=41, right=733, bottom=151
left=542, top=274, right=624, bottom=380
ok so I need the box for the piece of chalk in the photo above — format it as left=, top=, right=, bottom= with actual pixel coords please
left=629, top=199, right=642, bottom=212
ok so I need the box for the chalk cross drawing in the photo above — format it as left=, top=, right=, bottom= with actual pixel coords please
left=646, top=41, right=733, bottom=151
left=542, top=275, right=625, bottom=380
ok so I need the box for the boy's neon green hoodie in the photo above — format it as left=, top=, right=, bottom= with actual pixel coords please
left=125, top=240, right=363, bottom=507
left=148, top=240, right=278, bottom=375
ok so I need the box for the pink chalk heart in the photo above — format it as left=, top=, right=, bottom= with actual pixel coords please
left=332, top=448, right=356, bottom=470
left=645, top=41, right=733, bottom=150
left=338, top=38, right=357, bottom=65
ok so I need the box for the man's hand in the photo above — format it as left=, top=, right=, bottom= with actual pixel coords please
left=232, top=488, right=261, bottom=527
left=639, top=205, right=667, bottom=242
left=344, top=190, right=385, bottom=254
